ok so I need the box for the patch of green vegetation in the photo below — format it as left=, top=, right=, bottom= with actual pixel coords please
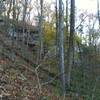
left=52, top=79, right=61, bottom=96
left=69, top=65, right=100, bottom=99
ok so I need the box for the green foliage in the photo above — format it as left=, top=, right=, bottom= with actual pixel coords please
left=75, top=35, right=82, bottom=44
left=43, top=21, right=55, bottom=46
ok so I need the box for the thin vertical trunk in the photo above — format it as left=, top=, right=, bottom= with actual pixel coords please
left=12, top=0, right=16, bottom=41
left=58, top=0, right=65, bottom=95
left=66, top=0, right=68, bottom=33
left=26, top=13, right=31, bottom=48
left=39, top=0, right=44, bottom=61
left=3, top=0, right=12, bottom=31
left=66, top=0, right=69, bottom=47
left=55, top=0, right=59, bottom=56
left=97, top=0, right=100, bottom=28
left=67, top=0, right=75, bottom=87
left=11, top=0, right=16, bottom=61
left=22, top=0, right=28, bottom=44
left=23, top=0, right=27, bottom=22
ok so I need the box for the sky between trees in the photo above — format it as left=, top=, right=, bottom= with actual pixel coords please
left=76, top=0, right=97, bottom=13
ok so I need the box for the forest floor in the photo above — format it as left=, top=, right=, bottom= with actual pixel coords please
left=0, top=33, right=69, bottom=100
left=0, top=33, right=100, bottom=100
left=0, top=33, right=61, bottom=100
left=0, top=55, right=61, bottom=100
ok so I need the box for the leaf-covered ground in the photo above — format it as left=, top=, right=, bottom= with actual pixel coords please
left=0, top=56, right=61, bottom=100
left=0, top=33, right=61, bottom=100
left=0, top=34, right=100, bottom=100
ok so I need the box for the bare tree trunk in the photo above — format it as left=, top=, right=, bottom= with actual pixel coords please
left=5, top=0, right=12, bottom=31
left=55, top=0, right=59, bottom=56
left=11, top=0, right=16, bottom=61
left=97, top=0, right=100, bottom=28
left=66, top=0, right=69, bottom=48
left=22, top=0, right=28, bottom=45
left=66, top=0, right=68, bottom=33
left=38, top=0, right=44, bottom=61
left=67, top=0, right=75, bottom=87
left=58, top=0, right=65, bottom=95
left=16, top=9, right=20, bottom=21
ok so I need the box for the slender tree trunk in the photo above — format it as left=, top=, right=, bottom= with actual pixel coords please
left=97, top=0, right=100, bottom=28
left=66, top=0, right=68, bottom=33
left=66, top=0, right=69, bottom=46
left=58, top=0, right=65, bottom=95
left=4, top=0, right=12, bottom=32
left=55, top=0, right=59, bottom=56
left=67, top=0, right=75, bottom=87
left=11, top=0, right=16, bottom=61
left=38, top=0, right=44, bottom=61
left=22, top=0, right=27, bottom=44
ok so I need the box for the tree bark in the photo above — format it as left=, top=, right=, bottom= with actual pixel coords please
left=11, top=0, right=16, bottom=61
left=67, top=0, right=75, bottom=87
left=58, top=0, right=65, bottom=95
left=55, top=0, right=59, bottom=56
left=97, top=0, right=100, bottom=28
left=38, top=0, right=44, bottom=61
